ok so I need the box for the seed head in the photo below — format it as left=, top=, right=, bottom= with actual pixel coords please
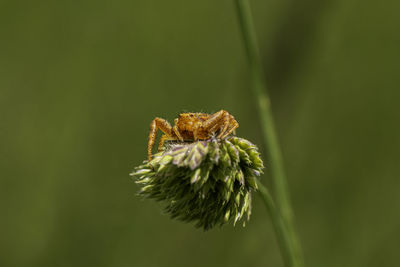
left=131, top=137, right=264, bottom=230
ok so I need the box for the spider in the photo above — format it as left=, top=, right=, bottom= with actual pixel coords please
left=147, top=110, right=239, bottom=161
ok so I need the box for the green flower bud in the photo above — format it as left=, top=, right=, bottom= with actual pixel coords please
left=131, top=137, right=264, bottom=230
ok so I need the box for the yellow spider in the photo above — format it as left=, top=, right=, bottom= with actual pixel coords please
left=148, top=110, right=239, bottom=161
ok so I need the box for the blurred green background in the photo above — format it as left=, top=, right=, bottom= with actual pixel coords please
left=1, top=0, right=399, bottom=266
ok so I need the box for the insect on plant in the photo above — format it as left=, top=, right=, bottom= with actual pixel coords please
left=148, top=110, right=239, bottom=160
left=134, top=109, right=262, bottom=230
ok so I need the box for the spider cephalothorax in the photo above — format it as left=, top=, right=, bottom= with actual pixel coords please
left=147, top=110, right=239, bottom=160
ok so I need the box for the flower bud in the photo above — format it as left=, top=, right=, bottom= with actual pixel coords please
left=131, top=137, right=264, bottom=230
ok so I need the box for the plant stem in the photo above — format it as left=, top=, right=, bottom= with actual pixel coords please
left=256, top=181, right=295, bottom=267
left=234, top=0, right=304, bottom=266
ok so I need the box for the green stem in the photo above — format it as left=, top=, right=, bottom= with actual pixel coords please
left=256, top=181, right=297, bottom=267
left=234, top=0, right=304, bottom=266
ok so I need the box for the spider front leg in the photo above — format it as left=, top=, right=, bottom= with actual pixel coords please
left=220, top=118, right=239, bottom=139
left=202, top=110, right=230, bottom=139
left=217, top=112, right=231, bottom=138
left=148, top=117, right=173, bottom=161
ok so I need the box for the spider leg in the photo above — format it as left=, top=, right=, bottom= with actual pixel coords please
left=172, top=122, right=184, bottom=141
left=148, top=117, right=173, bottom=161
left=202, top=110, right=227, bottom=138
left=209, top=123, right=220, bottom=136
left=158, top=134, right=177, bottom=151
left=217, top=111, right=231, bottom=138
left=202, top=110, right=225, bottom=130
left=220, top=118, right=239, bottom=139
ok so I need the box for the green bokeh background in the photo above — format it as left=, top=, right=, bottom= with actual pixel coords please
left=1, top=0, right=399, bottom=266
